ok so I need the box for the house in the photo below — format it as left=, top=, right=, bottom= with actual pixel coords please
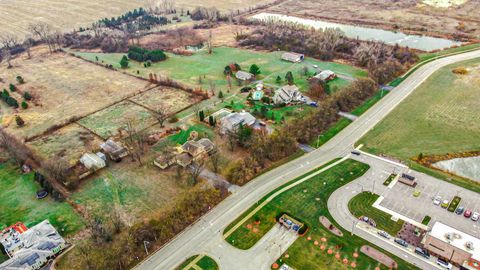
left=314, top=70, right=336, bottom=81
left=79, top=153, right=106, bottom=171
left=273, top=85, right=303, bottom=105
left=154, top=138, right=216, bottom=169
left=235, top=70, right=254, bottom=81
left=208, top=108, right=232, bottom=122
left=423, top=222, right=480, bottom=268
left=100, top=139, right=129, bottom=161
left=0, top=220, right=66, bottom=270
left=219, top=111, right=256, bottom=134
left=281, top=52, right=304, bottom=63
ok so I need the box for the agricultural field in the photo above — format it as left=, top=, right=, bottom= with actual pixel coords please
left=0, top=162, right=85, bottom=236
left=130, top=86, right=200, bottom=114
left=358, top=58, right=480, bottom=188
left=27, top=123, right=103, bottom=166
left=0, top=0, right=273, bottom=38
left=0, top=46, right=152, bottom=140
left=224, top=159, right=417, bottom=270
left=73, top=46, right=367, bottom=94
left=78, top=101, right=157, bottom=139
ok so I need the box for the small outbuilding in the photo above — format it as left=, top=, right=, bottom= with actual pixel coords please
left=315, top=70, right=336, bottom=81
left=281, top=52, right=304, bottom=63
left=235, top=70, right=254, bottom=81
left=100, top=139, right=129, bottom=161
left=80, top=153, right=106, bottom=171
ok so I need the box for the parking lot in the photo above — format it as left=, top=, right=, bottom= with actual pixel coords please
left=379, top=169, right=480, bottom=237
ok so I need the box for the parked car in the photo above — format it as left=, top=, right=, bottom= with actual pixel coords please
left=455, top=206, right=465, bottom=215
left=436, top=258, right=452, bottom=269
left=472, top=212, right=480, bottom=221
left=414, top=247, right=430, bottom=259
left=394, top=238, right=408, bottom=247
left=377, top=231, right=391, bottom=239
left=464, top=210, right=472, bottom=218
left=351, top=150, right=361, bottom=156
left=441, top=199, right=449, bottom=208
left=433, top=196, right=442, bottom=206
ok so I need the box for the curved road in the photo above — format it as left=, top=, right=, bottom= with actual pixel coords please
left=135, top=50, right=480, bottom=270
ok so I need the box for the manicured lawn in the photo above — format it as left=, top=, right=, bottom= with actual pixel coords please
left=383, top=174, right=396, bottom=186
left=73, top=47, right=367, bottom=94
left=176, top=255, right=218, bottom=270
left=166, top=123, right=215, bottom=145
left=348, top=192, right=404, bottom=236
left=225, top=159, right=418, bottom=270
left=422, top=216, right=431, bottom=225
left=0, top=163, right=84, bottom=236
left=358, top=58, right=480, bottom=193
left=309, top=118, right=352, bottom=148
left=447, top=196, right=461, bottom=212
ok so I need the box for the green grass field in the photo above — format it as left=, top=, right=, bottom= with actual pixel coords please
left=73, top=47, right=367, bottom=94
left=166, top=123, right=215, bottom=145
left=176, top=255, right=218, bottom=270
left=225, top=159, right=418, bottom=270
left=348, top=192, right=404, bottom=236
left=0, top=163, right=84, bottom=236
left=358, top=58, right=480, bottom=192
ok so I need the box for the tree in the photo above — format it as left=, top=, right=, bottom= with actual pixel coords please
left=9, top=84, right=15, bottom=92
left=15, top=115, right=25, bottom=127
left=188, top=159, right=205, bottom=186
left=23, top=92, right=32, bottom=100
left=124, top=117, right=147, bottom=166
left=199, top=110, right=205, bottom=122
left=218, top=90, right=224, bottom=101
left=308, top=77, right=327, bottom=99
left=210, top=152, right=220, bottom=173
left=226, top=75, right=232, bottom=92
left=285, top=71, right=294, bottom=85
left=276, top=75, right=282, bottom=84
left=28, top=23, right=55, bottom=53
left=153, top=108, right=167, bottom=127
left=208, top=115, right=216, bottom=127
left=249, top=64, right=261, bottom=76
left=21, top=101, right=28, bottom=109
left=16, top=76, right=24, bottom=84
left=120, top=55, right=129, bottom=68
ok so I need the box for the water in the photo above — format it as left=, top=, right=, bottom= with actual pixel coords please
left=433, top=156, right=480, bottom=182
left=251, top=13, right=463, bottom=51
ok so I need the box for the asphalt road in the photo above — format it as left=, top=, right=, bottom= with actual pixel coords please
left=135, top=50, right=480, bottom=270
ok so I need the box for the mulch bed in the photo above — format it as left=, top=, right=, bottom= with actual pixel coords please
left=361, top=245, right=397, bottom=269
left=319, top=216, right=343, bottom=237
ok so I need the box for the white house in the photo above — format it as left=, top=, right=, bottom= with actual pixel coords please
left=314, top=70, right=336, bottom=81
left=273, top=85, right=303, bottom=104
left=219, top=111, right=256, bottom=134
left=235, top=70, right=254, bottom=81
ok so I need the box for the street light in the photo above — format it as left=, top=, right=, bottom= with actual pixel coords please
left=144, top=241, right=150, bottom=255
left=316, top=134, right=322, bottom=148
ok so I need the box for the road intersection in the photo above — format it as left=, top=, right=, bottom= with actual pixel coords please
left=135, top=50, right=480, bottom=270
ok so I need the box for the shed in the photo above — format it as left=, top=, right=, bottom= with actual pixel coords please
left=315, top=70, right=336, bottom=81
left=281, top=52, right=304, bottom=63
left=80, top=153, right=106, bottom=171
left=100, top=139, right=129, bottom=161
left=235, top=70, right=254, bottom=81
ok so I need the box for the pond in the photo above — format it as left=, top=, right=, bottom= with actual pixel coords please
left=251, top=13, right=462, bottom=51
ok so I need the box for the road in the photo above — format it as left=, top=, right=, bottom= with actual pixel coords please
left=135, top=50, right=480, bottom=270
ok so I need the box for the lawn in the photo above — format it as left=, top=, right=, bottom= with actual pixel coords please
left=166, top=123, right=215, bottom=145
left=130, top=86, right=199, bottom=114
left=176, top=255, right=219, bottom=270
left=358, top=58, right=480, bottom=192
left=73, top=47, right=367, bottom=94
left=348, top=192, right=404, bottom=236
left=383, top=174, right=397, bottom=186
left=225, top=159, right=418, bottom=270
left=0, top=163, right=84, bottom=236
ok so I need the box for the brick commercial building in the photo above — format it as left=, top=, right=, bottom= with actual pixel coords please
left=423, top=222, right=480, bottom=269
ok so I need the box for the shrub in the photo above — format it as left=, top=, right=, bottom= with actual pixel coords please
left=168, top=117, right=179, bottom=123
left=120, top=55, right=129, bottom=68
left=128, top=46, right=166, bottom=62
left=16, top=76, right=25, bottom=84
left=21, top=101, right=28, bottom=109
left=452, top=67, right=468, bottom=75
left=9, top=83, right=16, bottom=92
left=15, top=115, right=25, bottom=127
left=23, top=92, right=32, bottom=100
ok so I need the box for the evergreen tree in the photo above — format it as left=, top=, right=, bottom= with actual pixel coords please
left=9, top=83, right=16, bottom=92
left=285, top=71, right=294, bottom=85
left=208, top=115, right=216, bottom=127
left=218, top=91, right=224, bottom=100
left=249, top=64, right=261, bottom=76
left=120, top=55, right=129, bottom=68
left=276, top=75, right=282, bottom=84
left=199, top=110, right=205, bottom=122
left=23, top=92, right=32, bottom=100
left=21, top=101, right=28, bottom=109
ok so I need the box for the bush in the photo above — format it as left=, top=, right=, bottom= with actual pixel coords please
left=120, top=55, right=129, bottom=68
left=9, top=83, right=16, bottom=92
left=168, top=117, right=179, bottom=123
left=15, top=115, right=25, bottom=127
left=21, top=101, right=28, bottom=109
left=16, top=76, right=25, bottom=84
left=23, top=92, right=32, bottom=100
left=452, top=67, right=468, bottom=75
left=128, top=46, right=166, bottom=62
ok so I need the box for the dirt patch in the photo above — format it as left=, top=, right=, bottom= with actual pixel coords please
left=319, top=216, right=343, bottom=237
left=196, top=24, right=254, bottom=47
left=130, top=86, right=200, bottom=115
left=360, top=245, right=398, bottom=269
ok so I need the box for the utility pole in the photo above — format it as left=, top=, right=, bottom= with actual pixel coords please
left=144, top=241, right=150, bottom=255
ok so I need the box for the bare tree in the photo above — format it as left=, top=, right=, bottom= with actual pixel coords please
left=207, top=30, right=213, bottom=54
left=188, top=159, right=205, bottom=186
left=24, top=36, right=33, bottom=58
left=153, top=107, right=168, bottom=127
left=208, top=80, right=216, bottom=96
left=209, top=152, right=221, bottom=173
left=160, top=0, right=176, bottom=14
left=192, top=104, right=201, bottom=120
left=124, top=117, right=147, bottom=166
left=1, top=48, right=12, bottom=68
left=42, top=158, right=71, bottom=183
left=226, top=75, right=232, bottom=93
left=225, top=129, right=238, bottom=151
left=28, top=23, right=54, bottom=53
left=91, top=22, right=102, bottom=38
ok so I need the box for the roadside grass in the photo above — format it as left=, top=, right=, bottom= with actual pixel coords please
left=176, top=255, right=218, bottom=270
left=224, top=159, right=418, bottom=270
left=383, top=174, right=397, bottom=186
left=176, top=256, right=198, bottom=270
left=447, top=196, right=461, bottom=212
left=421, top=216, right=432, bottom=225
left=348, top=192, right=404, bottom=236
left=0, top=163, right=85, bottom=236
left=309, top=118, right=352, bottom=148
left=350, top=90, right=389, bottom=116
left=358, top=58, right=480, bottom=193
left=418, top=43, right=480, bottom=62
left=73, top=47, right=367, bottom=93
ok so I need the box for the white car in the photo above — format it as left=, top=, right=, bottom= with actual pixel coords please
left=436, top=258, right=452, bottom=269
left=433, top=196, right=442, bottom=206
left=377, top=230, right=391, bottom=239
left=472, top=212, right=480, bottom=221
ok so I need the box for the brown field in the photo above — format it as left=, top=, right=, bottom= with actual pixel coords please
left=0, top=47, right=152, bottom=140
left=27, top=123, right=103, bottom=166
left=130, top=86, right=199, bottom=114
left=0, top=0, right=273, bottom=39
left=264, top=0, right=480, bottom=38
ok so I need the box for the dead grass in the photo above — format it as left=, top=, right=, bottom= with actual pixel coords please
left=27, top=123, right=103, bottom=166
left=196, top=24, right=254, bottom=47
left=130, top=87, right=199, bottom=114
left=0, top=47, right=152, bottom=140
